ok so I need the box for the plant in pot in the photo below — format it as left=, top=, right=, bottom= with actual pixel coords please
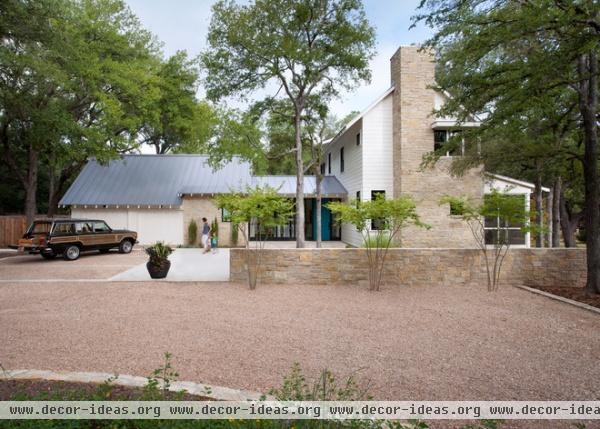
left=145, top=242, right=173, bottom=279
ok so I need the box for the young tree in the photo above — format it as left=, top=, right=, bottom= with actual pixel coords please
left=216, top=186, right=294, bottom=289
left=414, top=1, right=600, bottom=294
left=441, top=192, right=533, bottom=292
left=202, top=0, right=375, bottom=248
left=327, top=195, right=428, bottom=291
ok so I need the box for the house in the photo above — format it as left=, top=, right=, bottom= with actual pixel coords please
left=60, top=46, right=543, bottom=247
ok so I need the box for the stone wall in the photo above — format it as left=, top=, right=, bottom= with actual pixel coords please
left=390, top=46, right=483, bottom=248
left=230, top=248, right=586, bottom=288
left=181, top=196, right=235, bottom=247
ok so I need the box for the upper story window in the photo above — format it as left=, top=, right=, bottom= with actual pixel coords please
left=356, top=132, right=361, bottom=146
left=434, top=130, right=464, bottom=156
left=328, top=153, right=331, bottom=175
left=340, top=147, right=345, bottom=173
left=320, top=162, right=325, bottom=175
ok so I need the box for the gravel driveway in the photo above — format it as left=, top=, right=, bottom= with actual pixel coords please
left=1, top=265, right=598, bottom=408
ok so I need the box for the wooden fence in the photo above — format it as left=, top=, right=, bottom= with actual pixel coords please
left=0, top=216, right=27, bottom=248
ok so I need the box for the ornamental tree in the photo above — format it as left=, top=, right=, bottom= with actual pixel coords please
left=216, top=186, right=294, bottom=290
left=441, top=191, right=533, bottom=292
left=327, top=195, right=428, bottom=291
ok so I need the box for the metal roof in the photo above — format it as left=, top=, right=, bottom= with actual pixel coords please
left=60, top=155, right=347, bottom=207
left=250, top=176, right=347, bottom=197
left=59, top=155, right=253, bottom=207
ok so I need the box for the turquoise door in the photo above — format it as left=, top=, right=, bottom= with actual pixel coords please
left=312, top=199, right=331, bottom=241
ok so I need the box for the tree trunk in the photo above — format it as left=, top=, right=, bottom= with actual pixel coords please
left=534, top=174, right=543, bottom=248
left=47, top=174, right=59, bottom=217
left=546, top=182, right=553, bottom=247
left=551, top=177, right=561, bottom=247
left=578, top=52, right=600, bottom=294
left=559, top=187, right=580, bottom=248
left=294, top=109, right=305, bottom=248
left=316, top=173, right=322, bottom=248
left=24, top=147, right=39, bottom=225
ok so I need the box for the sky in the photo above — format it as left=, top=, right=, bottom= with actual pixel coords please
left=125, top=0, right=434, bottom=120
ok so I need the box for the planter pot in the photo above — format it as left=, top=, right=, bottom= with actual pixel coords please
left=146, top=260, right=171, bottom=279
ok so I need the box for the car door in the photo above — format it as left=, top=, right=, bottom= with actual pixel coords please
left=91, top=221, right=117, bottom=248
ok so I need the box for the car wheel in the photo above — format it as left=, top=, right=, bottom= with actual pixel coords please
left=41, top=251, right=56, bottom=260
left=63, top=245, right=81, bottom=261
left=119, top=239, right=133, bottom=254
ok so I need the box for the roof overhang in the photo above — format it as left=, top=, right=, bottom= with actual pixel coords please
left=431, top=120, right=481, bottom=129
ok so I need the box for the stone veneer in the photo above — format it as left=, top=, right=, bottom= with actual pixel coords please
left=391, top=46, right=483, bottom=248
left=181, top=196, right=233, bottom=247
left=230, top=248, right=586, bottom=289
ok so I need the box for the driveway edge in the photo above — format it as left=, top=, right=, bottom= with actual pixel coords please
left=0, top=369, right=265, bottom=401
left=515, top=285, right=600, bottom=315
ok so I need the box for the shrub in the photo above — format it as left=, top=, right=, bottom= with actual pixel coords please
left=188, top=219, right=198, bottom=246
left=145, top=242, right=173, bottom=267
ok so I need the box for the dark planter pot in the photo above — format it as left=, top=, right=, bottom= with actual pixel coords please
left=146, top=260, right=171, bottom=279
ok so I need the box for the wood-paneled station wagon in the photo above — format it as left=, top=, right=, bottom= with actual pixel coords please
left=10, top=219, right=138, bottom=261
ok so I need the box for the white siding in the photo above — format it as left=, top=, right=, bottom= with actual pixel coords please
left=71, top=208, right=184, bottom=245
left=326, top=119, right=364, bottom=247
left=325, top=92, right=394, bottom=247
left=362, top=92, right=394, bottom=208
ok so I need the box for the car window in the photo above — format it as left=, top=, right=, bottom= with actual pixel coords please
left=93, top=221, right=111, bottom=233
left=53, top=223, right=75, bottom=236
left=30, top=222, right=52, bottom=234
left=75, top=222, right=93, bottom=234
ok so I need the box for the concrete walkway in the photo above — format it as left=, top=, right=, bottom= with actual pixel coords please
left=110, top=248, right=229, bottom=282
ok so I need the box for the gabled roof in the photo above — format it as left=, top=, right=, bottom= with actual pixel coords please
left=60, top=155, right=348, bottom=207
left=59, top=155, right=253, bottom=207
left=329, top=86, right=395, bottom=146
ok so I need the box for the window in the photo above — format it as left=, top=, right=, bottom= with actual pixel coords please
left=449, top=200, right=465, bottom=216
left=93, top=221, right=111, bottom=233
left=356, top=191, right=361, bottom=208
left=356, top=132, right=361, bottom=146
left=222, top=208, right=231, bottom=222
left=434, top=130, right=464, bottom=156
left=52, top=223, right=75, bottom=236
left=320, top=162, right=325, bottom=175
left=75, top=222, right=93, bottom=234
left=328, top=153, right=331, bottom=174
left=340, top=147, right=344, bottom=173
left=29, top=222, right=51, bottom=235
left=483, top=195, right=526, bottom=246
left=371, top=190, right=386, bottom=230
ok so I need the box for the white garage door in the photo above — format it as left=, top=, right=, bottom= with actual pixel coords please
left=70, top=208, right=184, bottom=245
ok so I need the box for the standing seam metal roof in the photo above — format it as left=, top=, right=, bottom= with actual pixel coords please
left=59, top=155, right=347, bottom=207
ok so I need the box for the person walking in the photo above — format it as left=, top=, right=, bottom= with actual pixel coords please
left=201, top=217, right=211, bottom=253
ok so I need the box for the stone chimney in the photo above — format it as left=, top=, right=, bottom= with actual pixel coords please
left=390, top=45, right=436, bottom=199
left=388, top=46, right=483, bottom=248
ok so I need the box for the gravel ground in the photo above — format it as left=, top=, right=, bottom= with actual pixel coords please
left=0, top=276, right=598, bottom=402
left=0, top=250, right=146, bottom=280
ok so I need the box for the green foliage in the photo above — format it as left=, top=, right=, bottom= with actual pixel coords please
left=188, top=219, right=198, bottom=246
left=211, top=217, right=219, bottom=238
left=142, top=352, right=183, bottom=400
left=145, top=241, right=174, bottom=266
left=216, top=185, right=294, bottom=289
left=440, top=191, right=534, bottom=291
left=202, top=0, right=375, bottom=245
left=270, top=363, right=371, bottom=401
left=327, top=195, right=428, bottom=291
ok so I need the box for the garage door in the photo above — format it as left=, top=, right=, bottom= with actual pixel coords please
left=70, top=208, right=184, bottom=245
